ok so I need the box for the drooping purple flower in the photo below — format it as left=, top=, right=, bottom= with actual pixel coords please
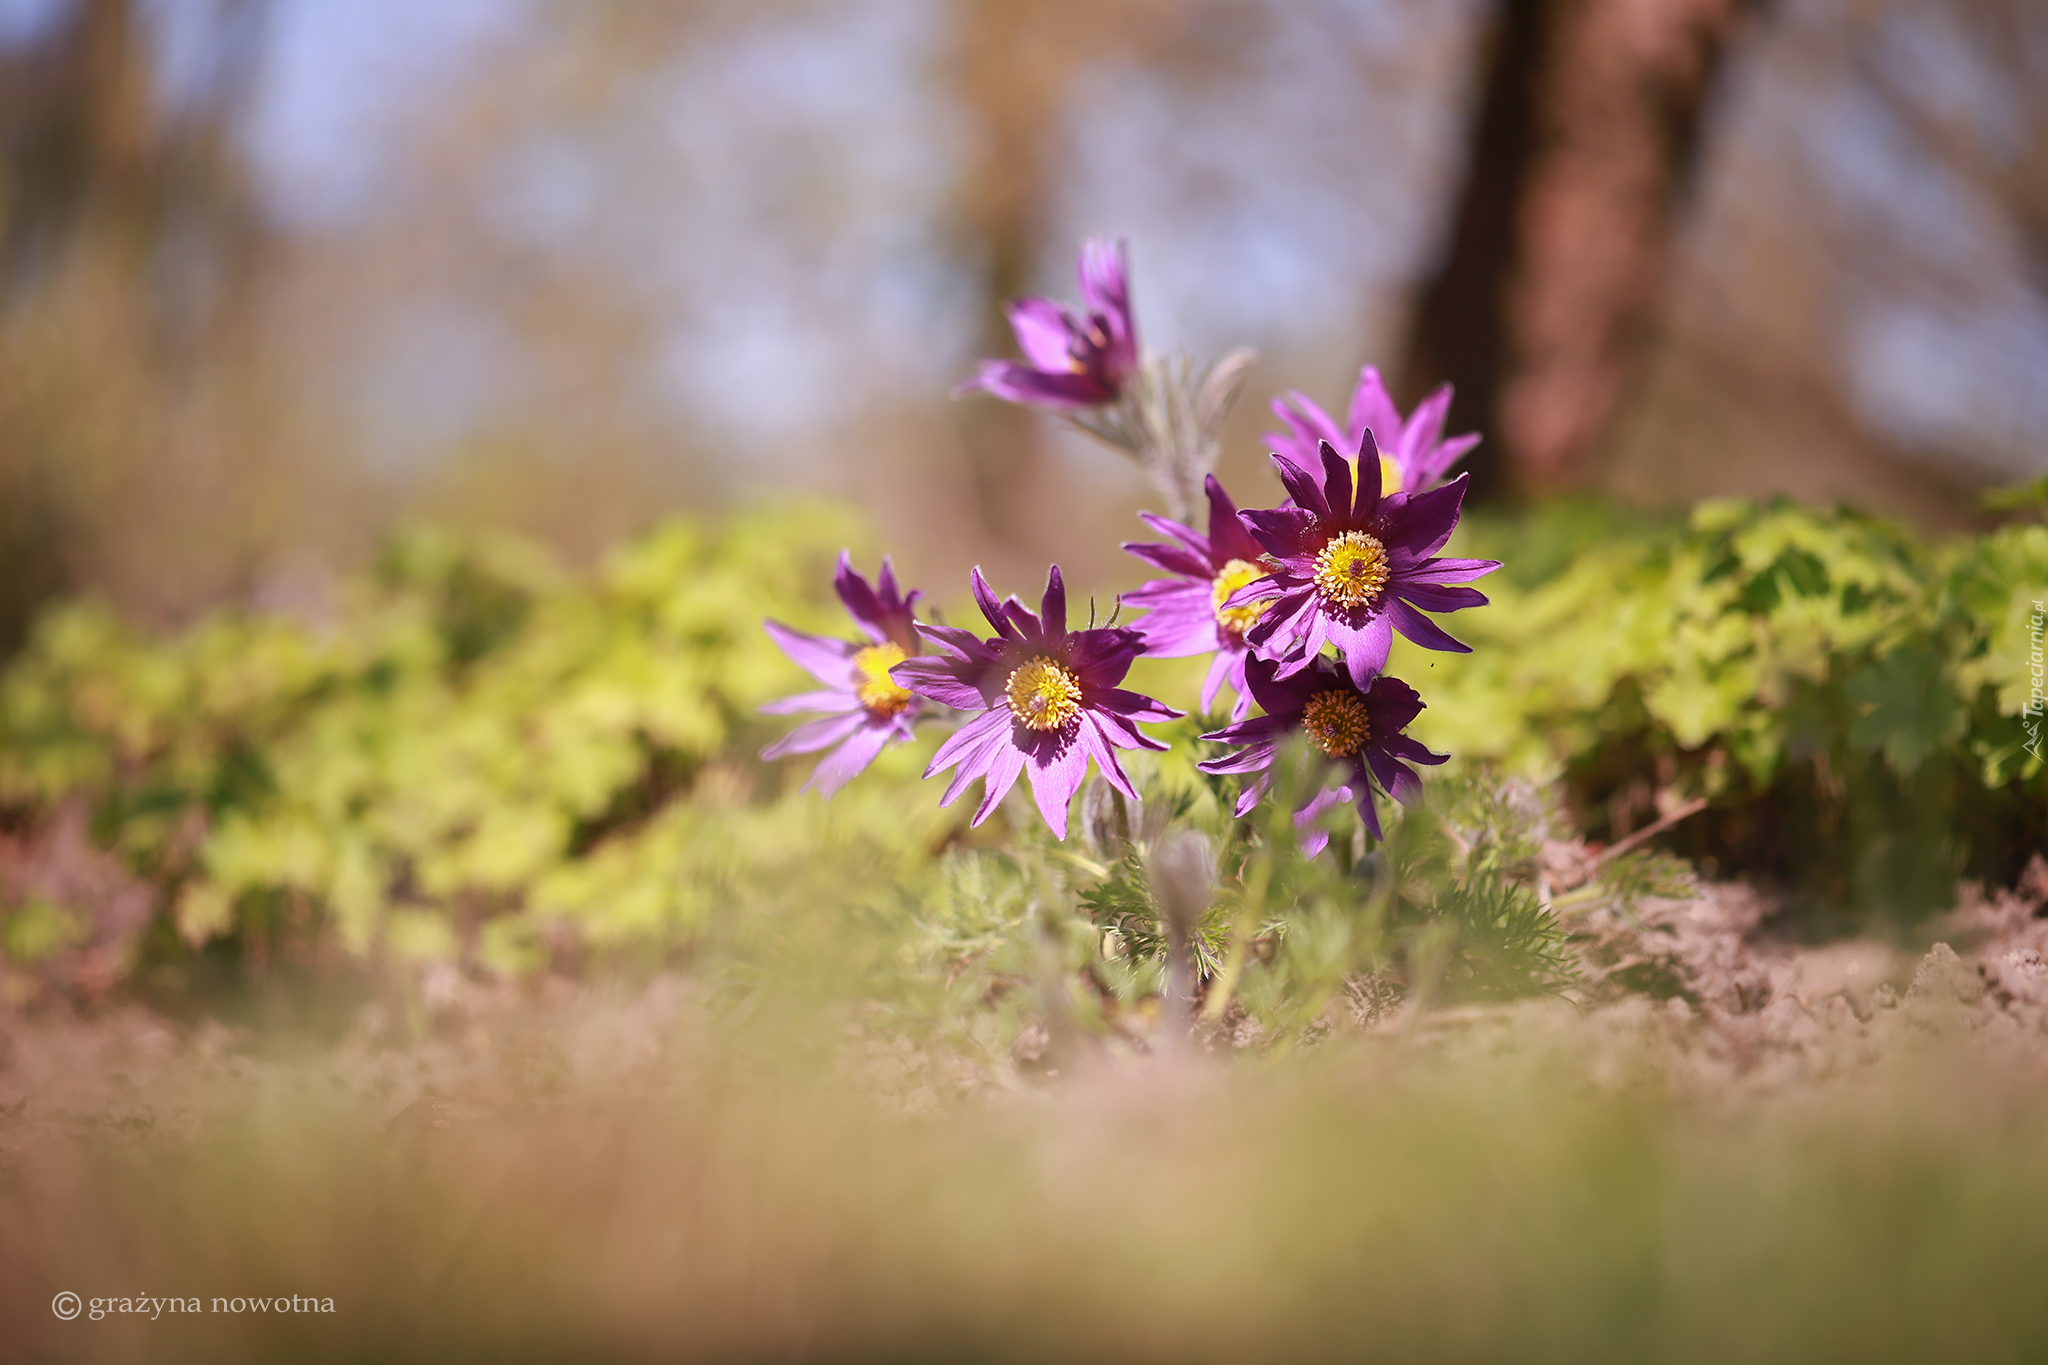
left=760, top=553, right=929, bottom=797
left=1265, top=365, right=1478, bottom=496
left=1119, top=474, right=1271, bottom=723
left=1198, top=655, right=1446, bottom=855
left=891, top=565, right=1181, bottom=839
left=954, top=237, right=1139, bottom=410
left=1231, top=436, right=1499, bottom=688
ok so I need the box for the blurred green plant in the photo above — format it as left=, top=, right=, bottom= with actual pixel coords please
left=0, top=507, right=951, bottom=1003
left=1410, top=497, right=2048, bottom=915
left=0, top=496, right=2040, bottom=1026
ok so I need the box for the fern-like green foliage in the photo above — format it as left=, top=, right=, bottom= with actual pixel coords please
left=0, top=508, right=949, bottom=996
left=1403, top=498, right=2048, bottom=915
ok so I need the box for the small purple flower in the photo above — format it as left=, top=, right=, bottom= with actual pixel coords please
left=892, top=565, right=1181, bottom=839
left=1198, top=655, right=1446, bottom=855
left=1120, top=474, right=1271, bottom=723
left=760, top=553, right=929, bottom=797
left=1266, top=365, right=1478, bottom=496
left=1232, top=436, right=1499, bottom=688
left=954, top=237, right=1139, bottom=410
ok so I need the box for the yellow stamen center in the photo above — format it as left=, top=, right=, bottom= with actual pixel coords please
left=1004, top=657, right=1084, bottom=731
left=1312, top=530, right=1390, bottom=609
left=1209, top=558, right=1269, bottom=641
left=852, top=643, right=913, bottom=717
left=1376, top=452, right=1403, bottom=497
left=1302, top=691, right=1372, bottom=758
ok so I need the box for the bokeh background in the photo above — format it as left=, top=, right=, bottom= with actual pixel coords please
left=2, top=0, right=2044, bottom=654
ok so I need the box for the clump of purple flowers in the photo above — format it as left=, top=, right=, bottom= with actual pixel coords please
left=760, top=236, right=1498, bottom=856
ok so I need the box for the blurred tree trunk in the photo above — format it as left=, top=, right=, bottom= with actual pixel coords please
left=1398, top=0, right=1752, bottom=500
left=943, top=0, right=1070, bottom=548
left=0, top=0, right=269, bottom=657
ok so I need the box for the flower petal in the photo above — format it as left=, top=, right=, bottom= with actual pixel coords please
left=1346, top=367, right=1405, bottom=461
left=1136, top=511, right=1212, bottom=564
left=762, top=710, right=868, bottom=761
left=1023, top=730, right=1089, bottom=838
left=1039, top=564, right=1068, bottom=640
left=970, top=741, right=1027, bottom=826
left=1385, top=598, right=1471, bottom=654
left=1394, top=581, right=1489, bottom=613
left=805, top=720, right=898, bottom=797
left=1122, top=539, right=1212, bottom=580
left=760, top=688, right=862, bottom=717
left=763, top=620, right=858, bottom=688
left=1006, top=296, right=1082, bottom=372
left=955, top=362, right=1110, bottom=408
left=1203, top=476, right=1265, bottom=563
left=894, top=656, right=990, bottom=710
left=1323, top=611, right=1394, bottom=688
left=1391, top=475, right=1469, bottom=559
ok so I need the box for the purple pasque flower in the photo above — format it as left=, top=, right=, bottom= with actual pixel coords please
left=892, top=565, right=1181, bottom=839
left=1232, top=435, right=1498, bottom=689
left=1198, top=654, right=1446, bottom=855
left=760, top=553, right=929, bottom=797
left=1265, top=365, right=1478, bottom=496
left=1120, top=474, right=1272, bottom=723
left=954, top=237, right=1139, bottom=410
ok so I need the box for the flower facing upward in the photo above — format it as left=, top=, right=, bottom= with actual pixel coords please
left=1119, top=474, right=1272, bottom=722
left=954, top=237, right=1139, bottom=410
left=1198, top=655, right=1446, bottom=854
left=1231, top=436, right=1499, bottom=688
left=760, top=553, right=928, bottom=797
left=1265, top=365, right=1479, bottom=496
left=891, top=565, right=1181, bottom=839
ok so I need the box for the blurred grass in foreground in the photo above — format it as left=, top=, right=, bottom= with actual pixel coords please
left=3, top=992, right=2046, bottom=1365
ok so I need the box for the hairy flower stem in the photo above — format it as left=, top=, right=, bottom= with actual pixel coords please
left=1148, top=830, right=1215, bottom=1051
left=1072, top=349, right=1256, bottom=522
left=1199, top=844, right=1273, bottom=1026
